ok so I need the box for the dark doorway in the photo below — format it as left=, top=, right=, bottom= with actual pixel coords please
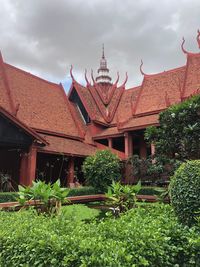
left=112, top=136, right=125, bottom=152
left=36, top=153, right=69, bottom=186
left=0, top=148, right=21, bottom=191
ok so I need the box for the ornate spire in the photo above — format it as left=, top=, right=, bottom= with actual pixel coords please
left=95, top=44, right=112, bottom=84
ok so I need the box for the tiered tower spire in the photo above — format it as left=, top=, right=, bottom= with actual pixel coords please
left=95, top=44, right=112, bottom=84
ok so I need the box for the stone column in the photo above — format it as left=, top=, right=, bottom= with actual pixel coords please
left=139, top=135, right=147, bottom=159
left=19, top=145, right=37, bottom=186
left=67, top=157, right=75, bottom=187
left=108, top=138, right=112, bottom=149
left=124, top=132, right=133, bottom=158
left=19, top=151, right=28, bottom=186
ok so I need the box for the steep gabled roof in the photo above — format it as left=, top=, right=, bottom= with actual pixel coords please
left=133, top=66, right=186, bottom=116
left=119, top=113, right=159, bottom=131
left=38, top=134, right=97, bottom=157
left=0, top=106, right=47, bottom=146
left=112, top=86, right=141, bottom=124
left=182, top=53, right=200, bottom=98
left=2, top=63, right=81, bottom=140
left=69, top=81, right=107, bottom=124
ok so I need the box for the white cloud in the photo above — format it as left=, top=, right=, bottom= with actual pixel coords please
left=0, top=0, right=200, bottom=89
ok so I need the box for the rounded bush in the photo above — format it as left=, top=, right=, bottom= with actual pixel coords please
left=82, top=150, right=121, bottom=192
left=170, top=160, right=200, bottom=226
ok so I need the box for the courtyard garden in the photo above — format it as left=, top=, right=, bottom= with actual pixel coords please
left=1, top=95, right=200, bottom=266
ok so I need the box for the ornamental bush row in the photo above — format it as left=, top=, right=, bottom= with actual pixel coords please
left=0, top=204, right=200, bottom=267
left=0, top=186, right=96, bottom=203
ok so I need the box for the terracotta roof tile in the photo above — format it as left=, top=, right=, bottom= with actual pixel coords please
left=39, top=134, right=97, bottom=157
left=93, top=127, right=121, bottom=139
left=112, top=86, right=140, bottom=124
left=134, top=67, right=186, bottom=115
left=4, top=63, right=80, bottom=138
left=119, top=114, right=159, bottom=130
left=71, top=82, right=106, bottom=124
left=183, top=54, right=200, bottom=98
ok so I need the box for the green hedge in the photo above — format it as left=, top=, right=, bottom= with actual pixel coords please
left=170, top=160, right=200, bottom=226
left=0, top=187, right=96, bottom=203
left=0, top=192, right=19, bottom=203
left=0, top=204, right=200, bottom=266
left=68, top=186, right=96, bottom=197
left=0, top=186, right=163, bottom=203
left=138, top=186, right=165, bottom=196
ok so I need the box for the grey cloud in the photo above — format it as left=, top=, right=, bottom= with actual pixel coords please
left=0, top=0, right=200, bottom=89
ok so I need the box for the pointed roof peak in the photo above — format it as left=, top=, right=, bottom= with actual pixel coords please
left=96, top=45, right=112, bottom=84
left=102, top=44, right=105, bottom=59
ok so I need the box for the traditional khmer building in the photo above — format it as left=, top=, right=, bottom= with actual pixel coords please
left=0, top=31, right=200, bottom=189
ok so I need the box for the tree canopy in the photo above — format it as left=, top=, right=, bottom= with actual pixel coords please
left=145, top=94, right=200, bottom=160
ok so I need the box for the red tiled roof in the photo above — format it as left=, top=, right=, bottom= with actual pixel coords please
left=0, top=106, right=47, bottom=145
left=69, top=81, right=106, bottom=124
left=112, top=86, right=141, bottom=124
left=93, top=127, right=121, bottom=139
left=133, top=66, right=186, bottom=116
left=183, top=54, right=200, bottom=98
left=3, top=63, right=81, bottom=139
left=38, top=134, right=97, bottom=157
left=119, top=113, right=159, bottom=131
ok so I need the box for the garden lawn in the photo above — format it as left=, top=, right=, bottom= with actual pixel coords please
left=0, top=204, right=200, bottom=267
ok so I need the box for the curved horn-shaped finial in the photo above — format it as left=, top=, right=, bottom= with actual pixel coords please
left=197, top=29, right=200, bottom=49
left=91, top=69, right=96, bottom=85
left=70, top=65, right=75, bottom=80
left=85, top=69, right=90, bottom=87
left=140, top=59, right=147, bottom=76
left=181, top=37, right=188, bottom=54
left=122, top=72, right=128, bottom=87
left=113, top=72, right=119, bottom=86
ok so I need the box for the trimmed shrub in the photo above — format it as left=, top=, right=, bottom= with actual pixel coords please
left=68, top=186, right=96, bottom=197
left=0, top=205, right=200, bottom=266
left=170, top=160, right=200, bottom=226
left=139, top=186, right=165, bottom=196
left=0, top=192, right=18, bottom=203
left=82, top=150, right=121, bottom=192
left=0, top=187, right=96, bottom=203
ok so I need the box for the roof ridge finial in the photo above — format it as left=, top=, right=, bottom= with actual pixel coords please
left=85, top=69, right=90, bottom=87
left=181, top=37, right=188, bottom=54
left=70, top=65, right=75, bottom=81
left=140, top=59, right=147, bottom=76
left=197, top=29, right=200, bottom=49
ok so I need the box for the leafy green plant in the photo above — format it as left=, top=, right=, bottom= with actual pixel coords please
left=170, top=160, right=200, bottom=226
left=127, top=153, right=182, bottom=185
left=106, top=181, right=141, bottom=215
left=82, top=150, right=121, bottom=192
left=18, top=180, right=69, bottom=215
left=1, top=204, right=200, bottom=266
left=145, top=94, right=200, bottom=160
left=0, top=192, right=18, bottom=203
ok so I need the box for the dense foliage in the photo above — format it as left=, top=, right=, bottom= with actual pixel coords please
left=0, top=192, right=18, bottom=203
left=145, top=94, right=200, bottom=160
left=82, top=150, right=121, bottom=192
left=0, top=186, right=96, bottom=203
left=127, top=155, right=177, bottom=185
left=170, top=160, right=200, bottom=226
left=106, top=181, right=141, bottom=215
left=18, top=180, right=69, bottom=215
left=0, top=204, right=200, bottom=266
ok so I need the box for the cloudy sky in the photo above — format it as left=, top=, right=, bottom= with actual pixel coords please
left=0, top=0, right=200, bottom=90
